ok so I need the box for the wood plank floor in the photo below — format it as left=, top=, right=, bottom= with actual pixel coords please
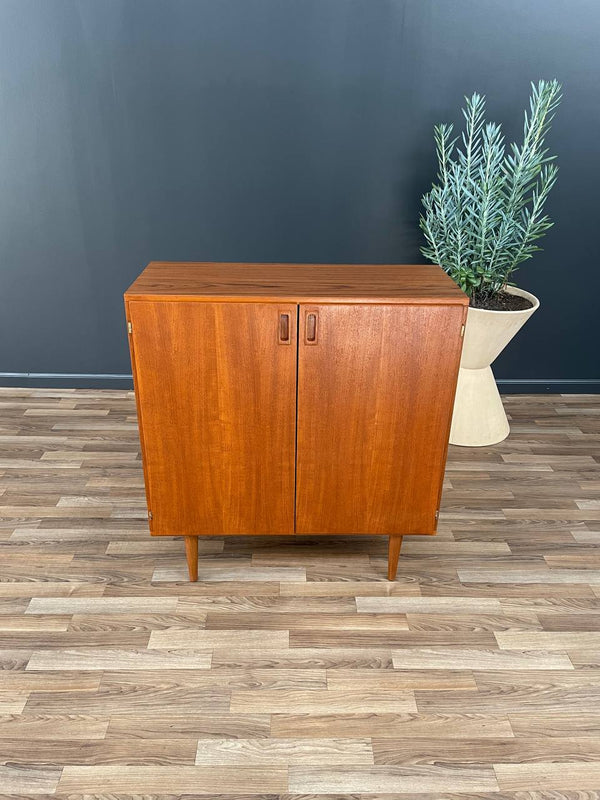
left=0, top=387, right=599, bottom=798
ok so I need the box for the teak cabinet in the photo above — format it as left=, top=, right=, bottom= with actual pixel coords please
left=125, top=262, right=468, bottom=581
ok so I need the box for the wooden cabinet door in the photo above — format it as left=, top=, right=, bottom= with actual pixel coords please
left=295, top=303, right=465, bottom=535
left=128, top=301, right=297, bottom=536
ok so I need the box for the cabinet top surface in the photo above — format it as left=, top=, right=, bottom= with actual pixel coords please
left=125, top=262, right=467, bottom=304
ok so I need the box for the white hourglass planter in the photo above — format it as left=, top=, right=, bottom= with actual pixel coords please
left=450, top=286, right=539, bottom=447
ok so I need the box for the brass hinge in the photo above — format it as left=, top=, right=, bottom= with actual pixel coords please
left=127, top=321, right=132, bottom=334
left=435, top=510, right=440, bottom=520
left=460, top=324, right=465, bottom=338
left=148, top=510, right=153, bottom=520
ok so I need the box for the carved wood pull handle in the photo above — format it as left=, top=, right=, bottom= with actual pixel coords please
left=306, top=312, right=317, bottom=343
left=278, top=312, right=290, bottom=344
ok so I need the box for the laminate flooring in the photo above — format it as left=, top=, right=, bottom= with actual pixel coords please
left=0, top=388, right=599, bottom=798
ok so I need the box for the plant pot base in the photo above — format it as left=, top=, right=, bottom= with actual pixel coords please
left=449, top=365, right=510, bottom=447
left=449, top=286, right=539, bottom=448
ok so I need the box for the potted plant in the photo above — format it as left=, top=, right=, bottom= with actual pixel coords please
left=420, top=79, right=562, bottom=446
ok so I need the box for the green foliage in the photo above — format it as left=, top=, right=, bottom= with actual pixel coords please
left=420, top=80, right=562, bottom=301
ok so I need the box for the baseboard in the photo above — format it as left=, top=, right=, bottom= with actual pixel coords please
left=0, top=373, right=135, bottom=389
left=496, top=379, right=600, bottom=394
left=0, top=373, right=598, bottom=393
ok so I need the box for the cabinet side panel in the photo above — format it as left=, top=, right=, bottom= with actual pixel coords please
left=125, top=298, right=153, bottom=531
left=296, top=304, right=465, bottom=535
left=128, top=301, right=296, bottom=535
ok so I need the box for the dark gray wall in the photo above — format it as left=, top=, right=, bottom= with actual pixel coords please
left=1, top=0, right=598, bottom=390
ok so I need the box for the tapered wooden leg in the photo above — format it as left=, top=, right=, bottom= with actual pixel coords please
left=388, top=535, right=403, bottom=581
left=184, top=536, right=198, bottom=582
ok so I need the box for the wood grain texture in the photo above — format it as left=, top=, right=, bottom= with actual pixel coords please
left=0, top=765, right=61, bottom=794
left=127, top=300, right=297, bottom=536
left=0, top=388, right=598, bottom=796
left=26, top=647, right=212, bottom=670
left=270, top=712, right=515, bottom=739
left=0, top=736, right=199, bottom=766
left=57, top=765, right=288, bottom=793
left=371, top=736, right=600, bottom=765
left=295, top=303, right=465, bottom=535
left=494, top=761, right=600, bottom=790
left=388, top=534, right=403, bottom=580
left=184, top=535, right=198, bottom=582
left=0, top=715, right=109, bottom=740
left=194, top=737, right=374, bottom=765
left=287, top=764, right=499, bottom=792
left=229, top=689, right=417, bottom=713
left=125, top=261, right=468, bottom=304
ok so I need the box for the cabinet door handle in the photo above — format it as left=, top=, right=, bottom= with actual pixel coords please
left=278, top=312, right=290, bottom=344
left=306, top=312, right=317, bottom=343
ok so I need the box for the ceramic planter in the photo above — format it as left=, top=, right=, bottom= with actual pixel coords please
left=449, top=286, right=540, bottom=447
